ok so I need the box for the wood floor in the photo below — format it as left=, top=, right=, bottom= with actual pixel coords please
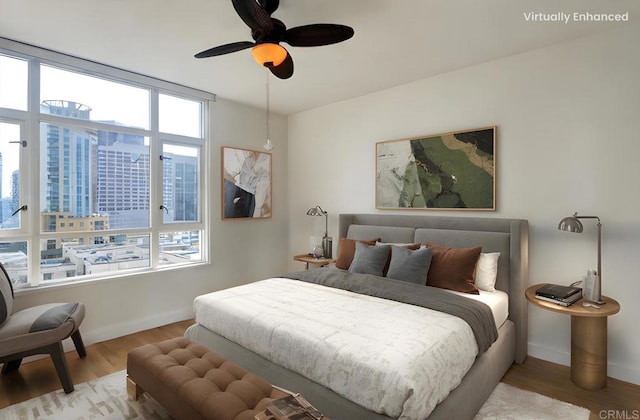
left=1, top=319, right=639, bottom=420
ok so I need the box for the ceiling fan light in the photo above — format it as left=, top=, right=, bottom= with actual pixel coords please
left=252, top=43, right=287, bottom=67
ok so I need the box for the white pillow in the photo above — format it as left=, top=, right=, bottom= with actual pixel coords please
left=475, top=252, right=500, bottom=292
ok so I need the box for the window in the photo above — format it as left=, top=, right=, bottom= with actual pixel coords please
left=40, top=65, right=149, bottom=129
left=159, top=94, right=201, bottom=138
left=0, top=40, right=212, bottom=288
left=0, top=54, right=27, bottom=111
left=162, top=144, right=200, bottom=224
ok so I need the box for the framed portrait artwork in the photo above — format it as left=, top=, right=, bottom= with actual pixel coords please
left=222, top=146, right=272, bottom=219
left=376, top=127, right=496, bottom=211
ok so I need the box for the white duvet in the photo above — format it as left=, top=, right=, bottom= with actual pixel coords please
left=194, top=278, right=479, bottom=420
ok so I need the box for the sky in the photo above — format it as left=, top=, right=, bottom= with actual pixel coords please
left=0, top=54, right=202, bottom=198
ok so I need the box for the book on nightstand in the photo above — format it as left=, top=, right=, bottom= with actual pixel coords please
left=535, top=283, right=582, bottom=306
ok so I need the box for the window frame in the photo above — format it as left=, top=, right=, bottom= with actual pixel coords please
left=0, top=37, right=213, bottom=289
left=0, top=116, right=28, bottom=234
left=160, top=136, right=203, bottom=226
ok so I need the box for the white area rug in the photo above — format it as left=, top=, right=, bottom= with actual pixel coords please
left=1, top=371, right=590, bottom=420
left=475, top=382, right=590, bottom=420
left=0, top=371, right=168, bottom=420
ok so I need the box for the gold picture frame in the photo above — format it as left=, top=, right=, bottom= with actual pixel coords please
left=222, top=146, right=272, bottom=219
left=376, top=126, right=496, bottom=211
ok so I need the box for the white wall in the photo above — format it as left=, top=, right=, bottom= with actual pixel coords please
left=13, top=97, right=290, bottom=349
left=288, top=24, right=640, bottom=385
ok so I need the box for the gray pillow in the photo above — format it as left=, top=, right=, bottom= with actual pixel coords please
left=386, top=245, right=434, bottom=285
left=348, top=242, right=390, bottom=277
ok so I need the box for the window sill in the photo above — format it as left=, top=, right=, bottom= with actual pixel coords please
left=14, top=261, right=210, bottom=296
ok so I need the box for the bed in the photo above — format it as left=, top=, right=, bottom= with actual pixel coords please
left=185, top=214, right=528, bottom=419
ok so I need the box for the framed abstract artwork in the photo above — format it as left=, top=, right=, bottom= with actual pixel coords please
left=376, top=127, right=496, bottom=211
left=222, top=146, right=272, bottom=219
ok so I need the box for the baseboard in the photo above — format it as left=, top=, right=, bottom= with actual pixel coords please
left=608, top=360, right=640, bottom=387
left=70, top=307, right=194, bottom=352
left=528, top=343, right=640, bottom=386
left=527, top=343, right=570, bottom=367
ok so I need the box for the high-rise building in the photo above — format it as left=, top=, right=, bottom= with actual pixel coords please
left=95, top=141, right=150, bottom=229
left=162, top=153, right=198, bottom=222
left=96, top=122, right=146, bottom=146
left=11, top=170, right=19, bottom=214
left=40, top=100, right=94, bottom=217
left=173, top=154, right=198, bottom=221
left=0, top=150, right=3, bottom=222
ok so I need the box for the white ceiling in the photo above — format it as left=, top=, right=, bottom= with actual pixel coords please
left=1, top=0, right=637, bottom=115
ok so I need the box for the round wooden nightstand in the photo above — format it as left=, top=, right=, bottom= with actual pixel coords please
left=525, top=284, right=620, bottom=390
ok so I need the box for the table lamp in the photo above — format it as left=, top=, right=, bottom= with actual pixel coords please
left=558, top=212, right=605, bottom=305
left=306, top=205, right=332, bottom=258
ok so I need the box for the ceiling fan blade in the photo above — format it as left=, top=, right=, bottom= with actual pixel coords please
left=258, top=0, right=279, bottom=15
left=269, top=52, right=294, bottom=79
left=194, top=41, right=255, bottom=58
left=231, top=0, right=274, bottom=33
left=285, top=24, right=354, bottom=47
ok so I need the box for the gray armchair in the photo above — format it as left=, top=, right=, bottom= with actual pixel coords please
left=0, top=262, right=86, bottom=393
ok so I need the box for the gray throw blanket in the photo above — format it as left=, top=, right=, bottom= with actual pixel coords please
left=284, top=268, right=498, bottom=354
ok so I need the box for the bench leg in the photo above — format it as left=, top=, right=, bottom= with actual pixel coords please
left=127, top=376, right=144, bottom=401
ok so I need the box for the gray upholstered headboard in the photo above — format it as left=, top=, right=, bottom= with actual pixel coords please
left=339, top=214, right=529, bottom=364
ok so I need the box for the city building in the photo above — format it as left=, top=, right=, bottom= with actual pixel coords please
left=95, top=141, right=150, bottom=229
left=162, top=152, right=198, bottom=222
left=40, top=100, right=94, bottom=217
left=0, top=150, right=3, bottom=222
left=11, top=170, right=19, bottom=215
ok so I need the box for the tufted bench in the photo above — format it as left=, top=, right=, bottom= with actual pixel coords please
left=127, top=337, right=288, bottom=420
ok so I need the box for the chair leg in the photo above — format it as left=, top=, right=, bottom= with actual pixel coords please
left=1, top=358, right=23, bottom=374
left=48, top=341, right=74, bottom=394
left=71, top=330, right=87, bottom=358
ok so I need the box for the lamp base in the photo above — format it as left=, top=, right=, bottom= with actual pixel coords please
left=322, top=236, right=333, bottom=259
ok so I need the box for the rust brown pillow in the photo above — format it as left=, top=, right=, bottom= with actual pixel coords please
left=425, top=242, right=482, bottom=294
left=335, top=238, right=380, bottom=270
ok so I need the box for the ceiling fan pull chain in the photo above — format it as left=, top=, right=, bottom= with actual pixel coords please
left=266, top=68, right=270, bottom=141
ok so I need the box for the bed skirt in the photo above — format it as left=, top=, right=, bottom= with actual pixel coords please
left=184, top=319, right=515, bottom=420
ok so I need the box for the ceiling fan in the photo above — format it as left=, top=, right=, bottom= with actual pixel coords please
left=195, top=0, right=354, bottom=79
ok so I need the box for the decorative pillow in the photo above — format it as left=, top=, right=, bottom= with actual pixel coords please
left=376, top=242, right=421, bottom=275
left=0, top=263, right=14, bottom=327
left=475, top=252, right=500, bottom=292
left=425, top=242, right=482, bottom=294
left=386, top=245, right=434, bottom=285
left=348, top=242, right=390, bottom=277
left=335, top=238, right=380, bottom=270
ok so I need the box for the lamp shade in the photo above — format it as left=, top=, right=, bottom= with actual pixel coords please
left=558, top=213, right=583, bottom=233
left=251, top=43, right=287, bottom=67
left=306, top=206, right=326, bottom=216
